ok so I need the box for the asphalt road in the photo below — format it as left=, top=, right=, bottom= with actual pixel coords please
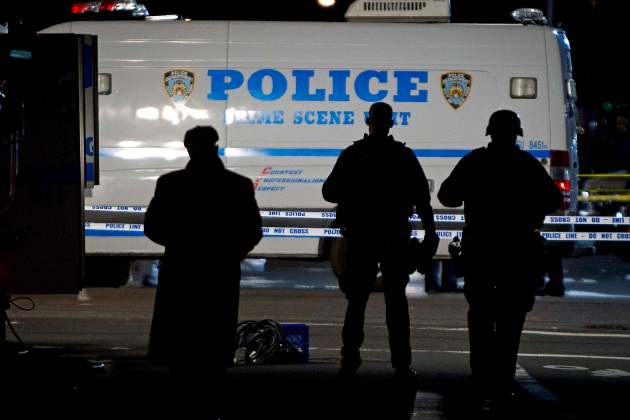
left=2, top=254, right=630, bottom=418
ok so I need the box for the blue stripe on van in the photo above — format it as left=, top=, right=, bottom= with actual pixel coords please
left=99, top=148, right=551, bottom=159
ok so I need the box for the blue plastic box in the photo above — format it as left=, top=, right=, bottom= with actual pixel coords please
left=280, top=323, right=310, bottom=363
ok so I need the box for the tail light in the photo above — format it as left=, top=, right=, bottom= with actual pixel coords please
left=550, top=150, right=571, bottom=211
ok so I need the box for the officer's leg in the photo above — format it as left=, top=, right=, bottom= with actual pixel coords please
left=340, top=239, right=378, bottom=372
left=467, top=300, right=496, bottom=394
left=381, top=246, right=412, bottom=369
left=494, top=307, right=527, bottom=393
left=341, top=291, right=370, bottom=370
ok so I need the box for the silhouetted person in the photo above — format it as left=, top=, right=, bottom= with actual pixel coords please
left=144, top=126, right=262, bottom=415
left=323, top=102, right=439, bottom=381
left=438, top=110, right=562, bottom=408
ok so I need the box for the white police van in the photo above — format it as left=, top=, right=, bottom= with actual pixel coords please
left=42, top=2, right=578, bottom=283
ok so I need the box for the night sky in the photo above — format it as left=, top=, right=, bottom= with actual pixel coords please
left=1, top=0, right=627, bottom=105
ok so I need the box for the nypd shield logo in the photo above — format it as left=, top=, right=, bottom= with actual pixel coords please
left=164, top=70, right=195, bottom=104
left=441, top=72, right=471, bottom=110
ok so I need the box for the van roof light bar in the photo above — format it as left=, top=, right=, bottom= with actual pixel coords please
left=511, top=8, right=548, bottom=25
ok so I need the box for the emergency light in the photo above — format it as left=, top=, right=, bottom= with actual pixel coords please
left=71, top=0, right=148, bottom=17
left=511, top=8, right=547, bottom=25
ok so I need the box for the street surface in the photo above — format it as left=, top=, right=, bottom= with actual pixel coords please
left=2, top=254, right=629, bottom=418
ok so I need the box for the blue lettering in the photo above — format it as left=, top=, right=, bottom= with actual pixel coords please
left=286, top=211, right=306, bottom=217
left=292, top=70, right=325, bottom=101
left=592, top=217, right=600, bottom=223
left=273, top=228, right=285, bottom=234
left=317, top=111, right=328, bottom=124
left=343, top=111, right=354, bottom=125
left=601, top=233, right=612, bottom=239
left=293, top=111, right=304, bottom=124
left=305, top=111, right=316, bottom=125
left=130, top=224, right=141, bottom=230
left=588, top=233, right=597, bottom=239
left=321, top=212, right=336, bottom=218
left=400, top=111, right=411, bottom=125
left=207, top=69, right=244, bottom=100
left=566, top=233, right=577, bottom=239
left=273, top=110, right=285, bottom=124
left=262, top=227, right=270, bottom=233
left=289, top=228, right=309, bottom=234
left=393, top=71, right=428, bottom=102
left=268, top=211, right=281, bottom=216
left=354, top=70, right=388, bottom=102
left=328, top=70, right=350, bottom=101
left=329, top=111, right=341, bottom=124
left=617, top=233, right=630, bottom=240
left=248, top=69, right=287, bottom=101
left=575, top=217, right=587, bottom=223
left=613, top=217, right=624, bottom=224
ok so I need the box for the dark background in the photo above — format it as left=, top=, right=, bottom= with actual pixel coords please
left=1, top=0, right=628, bottom=173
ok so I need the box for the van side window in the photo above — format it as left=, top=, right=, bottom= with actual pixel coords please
left=98, top=73, right=112, bottom=95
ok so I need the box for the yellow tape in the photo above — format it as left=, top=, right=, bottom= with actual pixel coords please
left=578, top=195, right=630, bottom=202
left=579, top=174, right=630, bottom=178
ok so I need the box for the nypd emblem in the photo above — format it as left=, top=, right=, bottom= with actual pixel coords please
left=164, top=70, right=195, bottom=104
left=441, top=72, right=471, bottom=110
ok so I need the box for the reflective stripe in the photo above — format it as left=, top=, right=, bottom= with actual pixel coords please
left=84, top=206, right=630, bottom=226
left=84, top=224, right=630, bottom=241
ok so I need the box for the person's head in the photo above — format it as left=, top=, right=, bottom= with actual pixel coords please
left=366, top=102, right=394, bottom=136
left=485, top=109, right=523, bottom=145
left=183, top=125, right=219, bottom=161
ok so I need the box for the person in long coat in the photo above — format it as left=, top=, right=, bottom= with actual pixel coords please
left=144, top=126, right=262, bottom=411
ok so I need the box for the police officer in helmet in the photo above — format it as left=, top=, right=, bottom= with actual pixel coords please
left=323, top=102, right=439, bottom=381
left=438, top=110, right=562, bottom=408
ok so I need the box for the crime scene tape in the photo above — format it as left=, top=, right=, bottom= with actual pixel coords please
left=85, top=206, right=630, bottom=225
left=84, top=223, right=630, bottom=241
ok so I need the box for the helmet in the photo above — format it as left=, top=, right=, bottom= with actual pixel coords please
left=485, top=110, right=523, bottom=137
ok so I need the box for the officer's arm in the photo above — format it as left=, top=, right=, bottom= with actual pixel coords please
left=144, top=177, right=170, bottom=246
left=322, top=149, right=349, bottom=204
left=438, top=158, right=467, bottom=208
left=237, top=179, right=263, bottom=260
left=536, top=159, right=563, bottom=215
left=408, top=150, right=437, bottom=233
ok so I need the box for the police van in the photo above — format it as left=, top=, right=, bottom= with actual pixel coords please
left=42, top=2, right=578, bottom=283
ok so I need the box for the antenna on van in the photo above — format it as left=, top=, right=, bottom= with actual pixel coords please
left=345, top=0, right=450, bottom=23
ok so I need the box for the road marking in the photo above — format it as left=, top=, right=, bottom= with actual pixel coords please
left=307, top=323, right=630, bottom=338
left=591, top=369, right=630, bottom=378
left=310, top=347, right=630, bottom=362
left=411, top=390, right=446, bottom=419
left=515, top=364, right=558, bottom=401
left=543, top=365, right=590, bottom=371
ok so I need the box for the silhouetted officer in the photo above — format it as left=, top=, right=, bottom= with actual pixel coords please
left=323, top=102, right=438, bottom=381
left=438, top=110, right=562, bottom=405
left=144, top=126, right=262, bottom=413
